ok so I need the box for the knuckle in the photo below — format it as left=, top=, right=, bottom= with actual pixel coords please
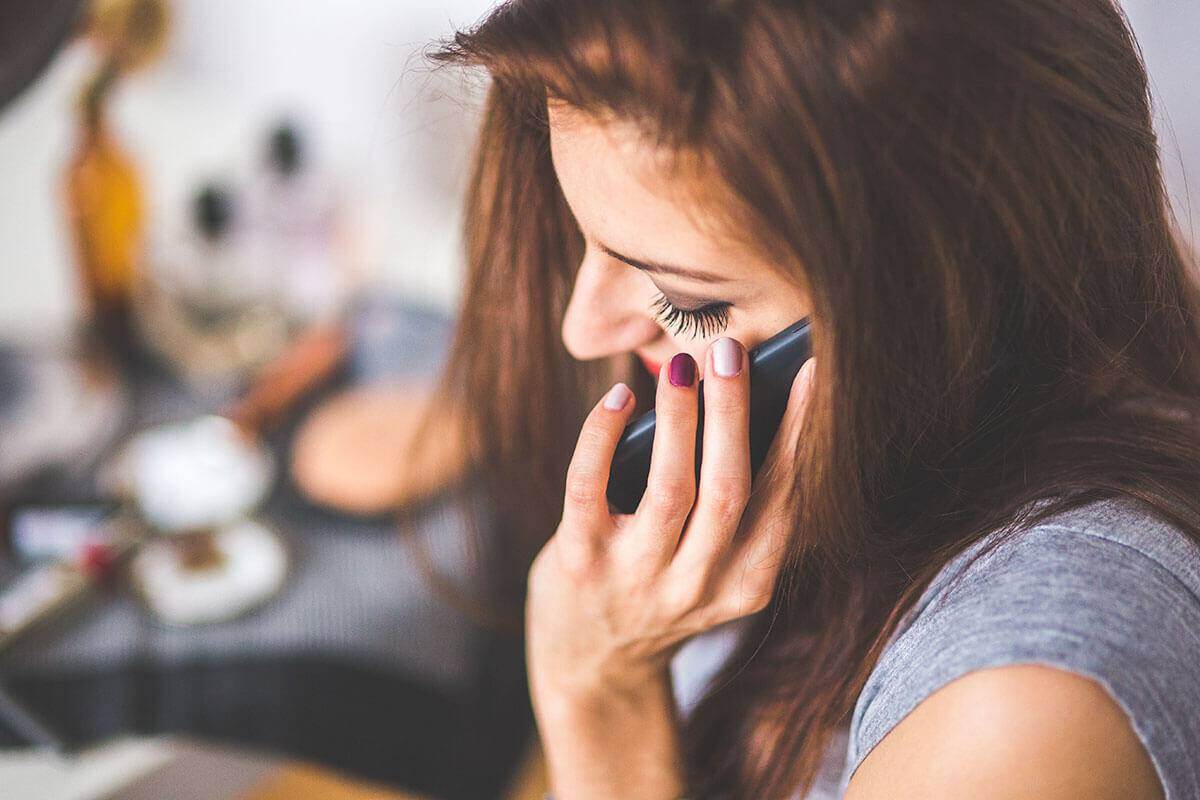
left=718, top=581, right=773, bottom=620
left=564, top=469, right=603, bottom=509
left=742, top=569, right=776, bottom=604
left=747, top=525, right=790, bottom=569
left=644, top=476, right=695, bottom=518
left=662, top=579, right=708, bottom=617
left=527, top=546, right=556, bottom=591
left=576, top=420, right=613, bottom=456
left=735, top=588, right=773, bottom=617
left=703, top=473, right=751, bottom=516
left=701, top=547, right=786, bottom=620
left=547, top=536, right=601, bottom=583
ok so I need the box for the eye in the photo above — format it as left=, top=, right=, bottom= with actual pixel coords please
left=650, top=291, right=732, bottom=339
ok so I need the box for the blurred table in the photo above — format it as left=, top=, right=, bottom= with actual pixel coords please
left=0, top=298, right=533, bottom=800
left=2, top=735, right=434, bottom=800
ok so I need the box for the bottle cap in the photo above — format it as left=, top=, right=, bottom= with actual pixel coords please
left=267, top=121, right=304, bottom=177
left=194, top=183, right=234, bottom=240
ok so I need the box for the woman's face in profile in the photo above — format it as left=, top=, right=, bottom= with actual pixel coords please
left=548, top=101, right=812, bottom=380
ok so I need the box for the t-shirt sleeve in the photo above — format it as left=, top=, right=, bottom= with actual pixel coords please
left=846, top=524, right=1200, bottom=799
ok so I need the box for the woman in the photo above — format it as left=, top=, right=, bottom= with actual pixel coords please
left=425, top=1, right=1200, bottom=797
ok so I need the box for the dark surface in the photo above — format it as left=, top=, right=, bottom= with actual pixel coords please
left=0, top=650, right=534, bottom=800
left=0, top=297, right=534, bottom=800
left=0, top=347, right=21, bottom=412
left=0, top=0, right=84, bottom=116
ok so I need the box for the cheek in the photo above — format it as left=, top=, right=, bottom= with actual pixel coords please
left=739, top=292, right=811, bottom=348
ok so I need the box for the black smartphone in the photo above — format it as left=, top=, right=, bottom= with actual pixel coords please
left=606, top=317, right=813, bottom=514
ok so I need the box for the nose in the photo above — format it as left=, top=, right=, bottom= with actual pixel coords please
left=561, top=252, right=660, bottom=361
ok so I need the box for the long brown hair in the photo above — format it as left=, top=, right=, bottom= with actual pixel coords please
left=423, top=1, right=1200, bottom=796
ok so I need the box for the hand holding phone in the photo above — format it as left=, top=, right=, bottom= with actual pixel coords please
left=606, top=317, right=813, bottom=513
left=527, top=322, right=815, bottom=726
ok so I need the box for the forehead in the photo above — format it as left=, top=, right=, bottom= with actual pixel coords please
left=547, top=103, right=773, bottom=282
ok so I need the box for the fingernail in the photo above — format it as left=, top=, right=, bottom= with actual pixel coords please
left=668, top=353, right=697, bottom=387
left=712, top=337, right=743, bottom=377
left=604, top=382, right=632, bottom=410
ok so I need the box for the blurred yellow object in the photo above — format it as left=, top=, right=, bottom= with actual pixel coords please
left=86, top=0, right=170, bottom=71
left=63, top=0, right=168, bottom=345
left=241, top=763, right=431, bottom=800
left=239, top=736, right=545, bottom=800
left=65, top=82, right=144, bottom=336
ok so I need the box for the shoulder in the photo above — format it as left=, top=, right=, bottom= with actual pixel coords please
left=845, top=496, right=1200, bottom=799
left=845, top=663, right=1162, bottom=799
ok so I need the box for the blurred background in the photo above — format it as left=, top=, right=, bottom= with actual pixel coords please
left=0, top=1, right=1195, bottom=799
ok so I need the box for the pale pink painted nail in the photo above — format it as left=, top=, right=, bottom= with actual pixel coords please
left=604, top=382, right=632, bottom=410
left=712, top=337, right=743, bottom=377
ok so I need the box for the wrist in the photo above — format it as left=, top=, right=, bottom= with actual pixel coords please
left=533, top=668, right=686, bottom=800
left=532, top=661, right=674, bottom=722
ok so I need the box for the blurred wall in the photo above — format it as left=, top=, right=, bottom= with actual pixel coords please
left=0, top=1, right=1196, bottom=342
left=0, top=0, right=496, bottom=342
left=1121, top=0, right=1200, bottom=249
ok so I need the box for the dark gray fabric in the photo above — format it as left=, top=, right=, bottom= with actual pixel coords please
left=670, top=496, right=1200, bottom=799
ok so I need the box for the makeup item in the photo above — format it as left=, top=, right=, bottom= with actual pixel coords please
left=136, top=180, right=295, bottom=390
left=3, top=500, right=119, bottom=567
left=65, top=62, right=144, bottom=353
left=109, top=415, right=275, bottom=533
left=0, top=512, right=140, bottom=653
left=247, top=120, right=347, bottom=325
left=101, top=330, right=343, bottom=527
left=0, top=563, right=90, bottom=646
left=128, top=518, right=288, bottom=626
left=606, top=317, right=813, bottom=514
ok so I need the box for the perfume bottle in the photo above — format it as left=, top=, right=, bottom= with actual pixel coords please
left=248, top=120, right=347, bottom=325
left=136, top=181, right=291, bottom=391
left=64, top=63, right=144, bottom=352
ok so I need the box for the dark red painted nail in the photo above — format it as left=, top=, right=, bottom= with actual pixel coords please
left=668, top=353, right=696, bottom=388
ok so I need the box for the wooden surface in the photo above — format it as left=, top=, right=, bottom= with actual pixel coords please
left=242, top=736, right=547, bottom=800
left=94, top=738, right=435, bottom=800
left=243, top=762, right=431, bottom=800
left=0, top=733, right=548, bottom=800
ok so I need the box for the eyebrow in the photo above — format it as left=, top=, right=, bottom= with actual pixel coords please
left=597, top=241, right=732, bottom=284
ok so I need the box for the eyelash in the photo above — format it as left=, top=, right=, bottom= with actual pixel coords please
left=650, top=292, right=732, bottom=339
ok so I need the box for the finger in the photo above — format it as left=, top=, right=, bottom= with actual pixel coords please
left=712, top=357, right=817, bottom=619
left=744, top=356, right=817, bottom=519
left=767, top=356, right=817, bottom=470
left=672, top=337, right=751, bottom=576
left=634, top=352, right=700, bottom=558
left=711, top=503, right=791, bottom=621
left=561, top=382, right=636, bottom=532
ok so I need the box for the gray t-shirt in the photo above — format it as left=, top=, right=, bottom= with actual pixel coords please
left=669, top=495, right=1200, bottom=798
